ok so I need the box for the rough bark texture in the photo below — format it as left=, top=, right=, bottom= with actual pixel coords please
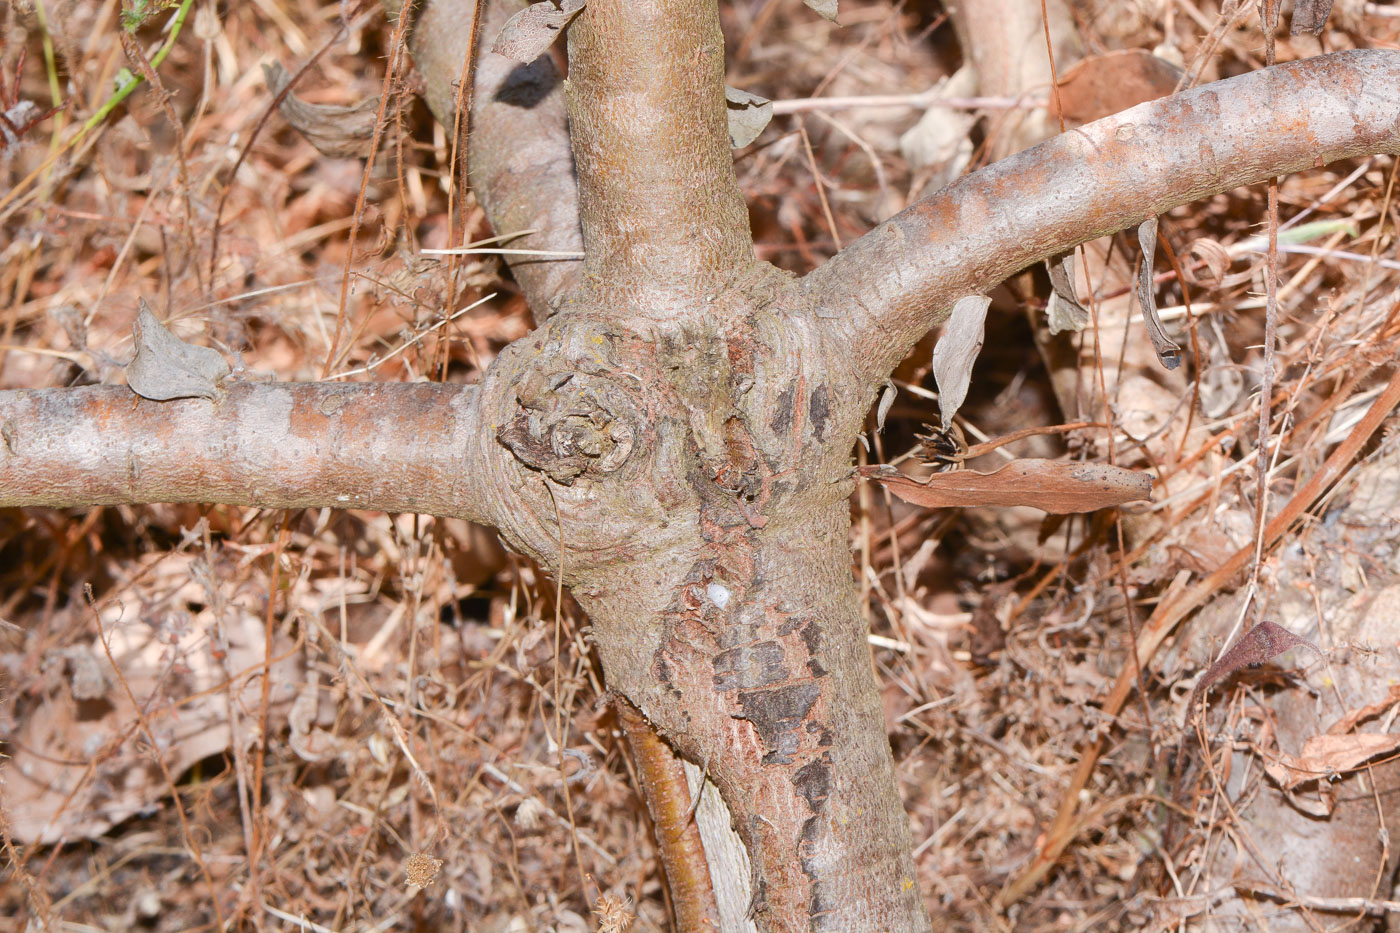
left=5, top=6, right=1400, bottom=927
left=469, top=264, right=932, bottom=929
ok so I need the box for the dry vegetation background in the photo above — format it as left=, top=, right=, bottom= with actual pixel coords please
left=3, top=0, right=1400, bottom=931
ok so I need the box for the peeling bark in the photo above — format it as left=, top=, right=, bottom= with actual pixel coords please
left=462, top=276, right=930, bottom=929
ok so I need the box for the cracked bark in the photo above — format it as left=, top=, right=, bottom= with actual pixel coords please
left=4, top=3, right=1400, bottom=928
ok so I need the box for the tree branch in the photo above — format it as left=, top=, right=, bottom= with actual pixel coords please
left=565, top=0, right=754, bottom=305
left=401, top=0, right=583, bottom=322
left=0, top=383, right=494, bottom=523
left=803, top=49, right=1400, bottom=385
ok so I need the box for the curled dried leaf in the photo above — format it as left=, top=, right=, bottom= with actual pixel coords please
left=1183, top=236, right=1233, bottom=286
left=126, top=303, right=230, bottom=402
left=931, top=295, right=990, bottom=426
left=262, top=63, right=379, bottom=160
left=1184, top=619, right=1322, bottom=729
left=1264, top=733, right=1400, bottom=791
left=1136, top=216, right=1181, bottom=369
left=1045, top=251, right=1089, bottom=334
left=1327, top=684, right=1400, bottom=736
left=875, top=381, right=896, bottom=434
left=492, top=0, right=585, bottom=64
left=725, top=86, right=772, bottom=148
left=862, top=459, right=1151, bottom=514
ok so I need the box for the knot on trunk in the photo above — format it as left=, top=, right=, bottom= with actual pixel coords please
left=497, top=369, right=637, bottom=484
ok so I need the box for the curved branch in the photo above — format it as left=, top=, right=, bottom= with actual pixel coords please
left=803, top=49, right=1400, bottom=384
left=566, top=0, right=754, bottom=305
left=0, top=383, right=494, bottom=524
left=402, top=0, right=583, bottom=322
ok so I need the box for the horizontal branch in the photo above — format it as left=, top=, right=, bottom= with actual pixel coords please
left=803, top=49, right=1400, bottom=382
left=0, top=383, right=494, bottom=523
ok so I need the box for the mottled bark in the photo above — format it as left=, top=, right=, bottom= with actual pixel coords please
left=466, top=264, right=931, bottom=930
left=398, top=0, right=582, bottom=322
left=809, top=50, right=1400, bottom=385
left=0, top=383, right=492, bottom=523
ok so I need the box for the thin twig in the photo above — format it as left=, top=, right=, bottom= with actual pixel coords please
left=771, top=91, right=1040, bottom=115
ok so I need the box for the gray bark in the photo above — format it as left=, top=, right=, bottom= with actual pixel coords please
left=396, top=0, right=583, bottom=322
left=0, top=383, right=493, bottom=523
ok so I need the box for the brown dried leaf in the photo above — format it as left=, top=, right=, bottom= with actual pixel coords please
left=1184, top=620, right=1322, bottom=728
left=126, top=303, right=230, bottom=401
left=1054, top=49, right=1183, bottom=124
left=931, top=295, right=990, bottom=425
left=4, top=588, right=301, bottom=843
left=1327, top=684, right=1400, bottom=735
left=862, top=459, right=1152, bottom=513
left=1264, top=733, right=1400, bottom=791
left=1136, top=216, right=1181, bottom=369
left=1183, top=236, right=1233, bottom=286
left=492, top=0, right=585, bottom=64
left=262, top=63, right=379, bottom=160
left=288, top=675, right=342, bottom=762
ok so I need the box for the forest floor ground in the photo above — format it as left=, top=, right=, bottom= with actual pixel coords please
left=4, top=2, right=1400, bottom=931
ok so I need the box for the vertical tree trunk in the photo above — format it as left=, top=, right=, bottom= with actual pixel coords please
left=569, top=502, right=930, bottom=930
left=495, top=5, right=934, bottom=919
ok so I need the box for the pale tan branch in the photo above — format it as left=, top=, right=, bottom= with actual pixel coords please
left=401, top=0, right=583, bottom=322
left=804, top=50, right=1400, bottom=384
left=0, top=383, right=493, bottom=523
